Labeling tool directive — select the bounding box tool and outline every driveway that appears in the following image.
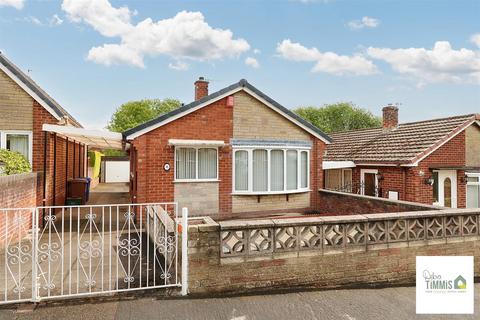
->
[1,284,478,320]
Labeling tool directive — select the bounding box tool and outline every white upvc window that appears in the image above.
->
[175,147,218,181]
[0,130,33,165]
[233,147,310,194]
[466,173,480,208]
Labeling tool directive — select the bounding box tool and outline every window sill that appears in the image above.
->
[174,179,220,183]
[231,189,311,196]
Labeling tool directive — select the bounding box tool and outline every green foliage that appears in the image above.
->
[294,102,382,134]
[0,149,31,176]
[102,149,126,157]
[107,98,182,133]
[88,151,103,179]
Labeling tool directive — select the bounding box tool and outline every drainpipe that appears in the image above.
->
[402,167,407,201]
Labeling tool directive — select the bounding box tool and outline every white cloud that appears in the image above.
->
[347,16,380,30]
[253,48,261,55]
[245,57,259,68]
[0,0,24,9]
[50,14,63,26]
[276,39,378,75]
[168,61,189,71]
[470,33,480,48]
[367,41,480,86]
[26,16,42,26]
[62,0,250,68]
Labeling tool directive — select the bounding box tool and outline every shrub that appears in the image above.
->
[0,149,31,176]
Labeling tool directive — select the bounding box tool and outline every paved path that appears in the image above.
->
[1,285,479,320]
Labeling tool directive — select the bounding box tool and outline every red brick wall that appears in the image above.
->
[131,95,327,217]
[0,173,37,247]
[317,189,438,215]
[348,131,467,208]
[132,97,233,214]
[32,101,85,207]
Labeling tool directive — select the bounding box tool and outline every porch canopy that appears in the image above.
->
[42,124,124,150]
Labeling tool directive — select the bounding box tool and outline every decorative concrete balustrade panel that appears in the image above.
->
[219,209,480,258]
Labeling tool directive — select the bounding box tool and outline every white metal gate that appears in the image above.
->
[0,203,188,304]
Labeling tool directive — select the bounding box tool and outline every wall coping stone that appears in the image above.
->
[218,208,480,230]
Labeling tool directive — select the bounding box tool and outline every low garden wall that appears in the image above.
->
[317,189,439,215]
[0,173,37,247]
[187,208,480,295]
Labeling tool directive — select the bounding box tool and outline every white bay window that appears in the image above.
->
[233,147,310,194]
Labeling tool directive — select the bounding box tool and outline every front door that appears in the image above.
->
[361,169,378,197]
[435,170,457,208]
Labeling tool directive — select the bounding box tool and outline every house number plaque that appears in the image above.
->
[164,163,170,171]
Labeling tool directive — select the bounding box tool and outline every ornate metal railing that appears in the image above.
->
[220,209,480,258]
[0,203,188,305]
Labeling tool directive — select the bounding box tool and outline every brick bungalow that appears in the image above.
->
[0,53,86,207]
[323,106,480,209]
[124,78,332,218]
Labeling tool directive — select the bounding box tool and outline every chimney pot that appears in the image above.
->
[382,105,399,129]
[194,77,209,100]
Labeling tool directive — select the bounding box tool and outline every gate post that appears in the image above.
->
[181,207,188,296]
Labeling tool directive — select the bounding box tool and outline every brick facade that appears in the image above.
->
[130,89,327,218]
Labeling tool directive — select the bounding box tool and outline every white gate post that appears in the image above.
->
[181,207,188,296]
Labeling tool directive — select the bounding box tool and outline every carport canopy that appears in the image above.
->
[42,124,124,150]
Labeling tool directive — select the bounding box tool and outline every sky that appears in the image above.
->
[0,0,479,130]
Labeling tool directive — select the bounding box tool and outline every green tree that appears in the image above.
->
[294,102,381,133]
[107,98,182,133]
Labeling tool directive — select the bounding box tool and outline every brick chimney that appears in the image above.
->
[194,77,209,100]
[382,105,399,129]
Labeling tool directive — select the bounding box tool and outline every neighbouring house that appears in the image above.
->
[124,78,332,218]
[323,106,480,209]
[0,53,86,207]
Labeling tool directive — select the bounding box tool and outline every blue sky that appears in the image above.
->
[0,0,479,129]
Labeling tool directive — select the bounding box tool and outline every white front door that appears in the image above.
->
[435,170,457,208]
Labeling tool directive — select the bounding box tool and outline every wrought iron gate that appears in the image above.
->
[0,203,188,304]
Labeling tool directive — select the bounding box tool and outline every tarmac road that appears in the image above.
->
[0,284,478,320]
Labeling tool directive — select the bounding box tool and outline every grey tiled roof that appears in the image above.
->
[325,114,479,164]
[123,79,332,143]
[0,53,82,128]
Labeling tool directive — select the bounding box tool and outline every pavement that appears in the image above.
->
[1,284,479,320]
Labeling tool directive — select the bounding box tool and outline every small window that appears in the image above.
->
[0,131,32,165]
[444,177,452,208]
[432,171,439,203]
[286,150,298,190]
[176,147,217,181]
[235,150,248,191]
[253,150,268,191]
[270,150,284,191]
[300,151,308,189]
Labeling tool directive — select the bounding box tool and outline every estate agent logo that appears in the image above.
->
[416,256,473,314]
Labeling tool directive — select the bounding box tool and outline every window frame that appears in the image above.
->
[232,147,310,195]
[174,146,219,182]
[466,172,480,208]
[0,130,33,165]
